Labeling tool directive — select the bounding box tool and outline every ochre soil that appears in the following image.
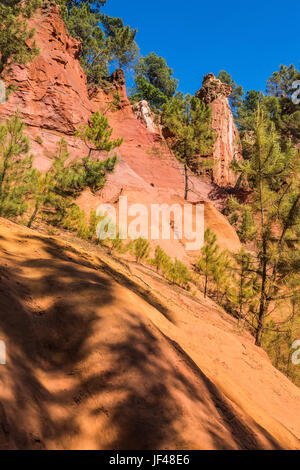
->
[0,218,299,450]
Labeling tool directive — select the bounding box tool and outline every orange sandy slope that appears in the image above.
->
[0,218,299,450]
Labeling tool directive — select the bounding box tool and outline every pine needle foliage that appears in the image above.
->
[0,0,40,77]
[131,52,178,109]
[0,114,35,218]
[166,258,191,289]
[195,228,222,298]
[162,93,215,199]
[228,248,259,325]
[134,237,150,263]
[56,2,139,84]
[76,111,123,159]
[28,127,119,228]
[101,14,139,70]
[231,107,300,346]
[151,245,171,274]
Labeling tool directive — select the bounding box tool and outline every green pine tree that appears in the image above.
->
[131,52,178,109]
[76,111,123,158]
[58,1,110,85]
[236,64,300,144]
[231,107,300,346]
[101,14,139,70]
[171,259,190,288]
[134,237,150,263]
[151,245,171,274]
[75,111,122,193]
[0,114,35,219]
[57,1,106,15]
[211,250,231,303]
[56,2,139,84]
[228,248,259,326]
[217,70,244,118]
[28,132,119,228]
[87,209,102,242]
[226,197,257,243]
[163,93,215,200]
[108,232,123,255]
[130,75,169,109]
[0,0,40,77]
[266,64,300,98]
[195,228,220,298]
[34,138,81,227]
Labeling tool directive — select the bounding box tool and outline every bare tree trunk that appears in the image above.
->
[204,275,208,298]
[255,241,267,346]
[184,164,188,200]
[27,202,40,228]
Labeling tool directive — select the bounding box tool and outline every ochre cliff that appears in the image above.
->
[0,3,240,255]
[0,4,300,453]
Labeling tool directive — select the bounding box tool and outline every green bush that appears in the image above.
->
[134,237,150,263]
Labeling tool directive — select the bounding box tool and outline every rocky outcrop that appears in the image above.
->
[132,100,159,134]
[196,73,242,187]
[197,72,232,103]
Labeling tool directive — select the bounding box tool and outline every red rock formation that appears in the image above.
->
[0,3,241,254]
[0,2,92,169]
[132,100,160,134]
[196,73,242,187]
[0,3,181,187]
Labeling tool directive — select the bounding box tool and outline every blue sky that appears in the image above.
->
[102,0,299,96]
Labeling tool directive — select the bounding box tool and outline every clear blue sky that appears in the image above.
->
[102,0,299,96]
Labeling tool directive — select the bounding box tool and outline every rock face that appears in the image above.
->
[197,73,232,103]
[196,73,242,187]
[0,4,241,255]
[0,2,91,169]
[132,100,159,134]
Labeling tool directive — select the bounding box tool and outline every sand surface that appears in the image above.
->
[0,218,299,450]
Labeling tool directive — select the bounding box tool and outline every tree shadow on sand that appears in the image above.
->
[0,233,284,450]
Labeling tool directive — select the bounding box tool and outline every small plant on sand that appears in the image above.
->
[108,233,124,255]
[194,228,221,298]
[166,258,191,288]
[134,237,150,263]
[35,135,43,145]
[151,245,171,273]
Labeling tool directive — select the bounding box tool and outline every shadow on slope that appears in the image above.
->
[0,231,284,450]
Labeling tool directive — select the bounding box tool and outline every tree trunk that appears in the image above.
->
[0,153,9,202]
[204,275,208,298]
[256,151,267,347]
[255,317,264,346]
[27,202,40,228]
[255,251,267,346]
[184,164,188,200]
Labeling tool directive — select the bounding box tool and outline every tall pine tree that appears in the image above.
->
[163,93,215,200]
[0,114,35,218]
[231,107,300,346]
[195,228,221,298]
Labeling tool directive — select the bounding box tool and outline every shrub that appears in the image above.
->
[134,237,150,263]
